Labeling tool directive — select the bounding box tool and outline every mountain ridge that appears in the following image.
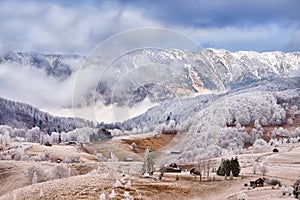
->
[0,48,299,121]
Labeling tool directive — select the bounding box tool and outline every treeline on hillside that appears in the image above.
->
[0,125,112,145]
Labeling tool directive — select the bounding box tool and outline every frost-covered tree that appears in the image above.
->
[63,154,80,163]
[39,189,44,198]
[77,132,89,143]
[295,127,300,137]
[125,180,131,190]
[40,133,50,144]
[287,118,294,125]
[259,163,268,176]
[32,172,38,184]
[26,127,42,143]
[0,126,11,145]
[291,105,298,119]
[253,139,267,149]
[14,148,27,161]
[60,131,69,142]
[250,129,258,143]
[123,191,131,200]
[142,147,155,175]
[114,180,122,188]
[26,164,47,183]
[52,163,70,179]
[109,189,116,199]
[109,152,119,162]
[110,129,123,136]
[67,130,78,141]
[99,192,106,200]
[50,132,60,144]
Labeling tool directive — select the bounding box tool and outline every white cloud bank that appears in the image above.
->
[0,1,159,54]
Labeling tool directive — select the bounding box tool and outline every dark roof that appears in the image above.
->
[250,178,264,182]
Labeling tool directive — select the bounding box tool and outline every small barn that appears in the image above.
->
[250,178,264,187]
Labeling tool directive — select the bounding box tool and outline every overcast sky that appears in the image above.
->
[0,0,299,54]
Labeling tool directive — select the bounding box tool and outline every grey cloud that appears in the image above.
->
[0,0,299,53]
[125,0,300,28]
[0,1,159,54]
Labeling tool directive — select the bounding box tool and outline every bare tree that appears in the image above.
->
[197,159,203,181]
[207,161,210,180]
[252,163,257,175]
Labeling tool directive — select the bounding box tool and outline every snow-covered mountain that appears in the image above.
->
[0,51,83,80]
[83,49,300,107]
[1,49,299,110]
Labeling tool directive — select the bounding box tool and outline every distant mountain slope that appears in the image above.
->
[91,49,300,106]
[0,51,83,80]
[1,49,299,108]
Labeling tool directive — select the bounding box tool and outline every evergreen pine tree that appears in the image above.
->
[217,157,240,177]
[231,157,240,177]
[224,159,231,176]
[217,159,225,176]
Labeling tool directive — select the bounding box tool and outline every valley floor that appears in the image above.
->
[1,133,300,199]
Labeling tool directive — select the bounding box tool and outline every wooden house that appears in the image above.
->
[250,178,264,187]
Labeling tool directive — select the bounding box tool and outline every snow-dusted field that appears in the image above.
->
[1,135,300,199]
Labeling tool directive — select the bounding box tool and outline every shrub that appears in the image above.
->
[26,164,47,183]
[52,164,70,179]
[32,156,42,162]
[63,154,80,163]
[125,180,131,190]
[253,139,267,149]
[49,153,60,163]
[268,179,282,186]
[38,151,50,161]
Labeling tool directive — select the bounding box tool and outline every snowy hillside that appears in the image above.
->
[119,77,300,162]
[121,77,300,131]
[0,97,96,133]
